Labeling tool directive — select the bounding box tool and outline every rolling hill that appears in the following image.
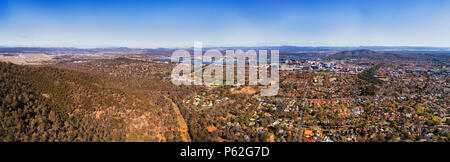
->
[0,61,189,142]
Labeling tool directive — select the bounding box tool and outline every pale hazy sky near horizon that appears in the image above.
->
[0,0,449,48]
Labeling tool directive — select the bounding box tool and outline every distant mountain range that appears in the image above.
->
[1,46,450,54]
[327,49,412,60]
[327,49,450,63]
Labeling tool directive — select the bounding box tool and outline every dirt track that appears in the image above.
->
[165,96,191,142]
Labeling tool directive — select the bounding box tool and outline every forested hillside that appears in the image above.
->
[0,62,189,141]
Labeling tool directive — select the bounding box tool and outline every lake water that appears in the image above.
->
[153,56,321,64]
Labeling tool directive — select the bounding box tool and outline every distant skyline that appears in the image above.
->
[1,0,450,48]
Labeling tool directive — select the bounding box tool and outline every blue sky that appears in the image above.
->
[0,0,449,48]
